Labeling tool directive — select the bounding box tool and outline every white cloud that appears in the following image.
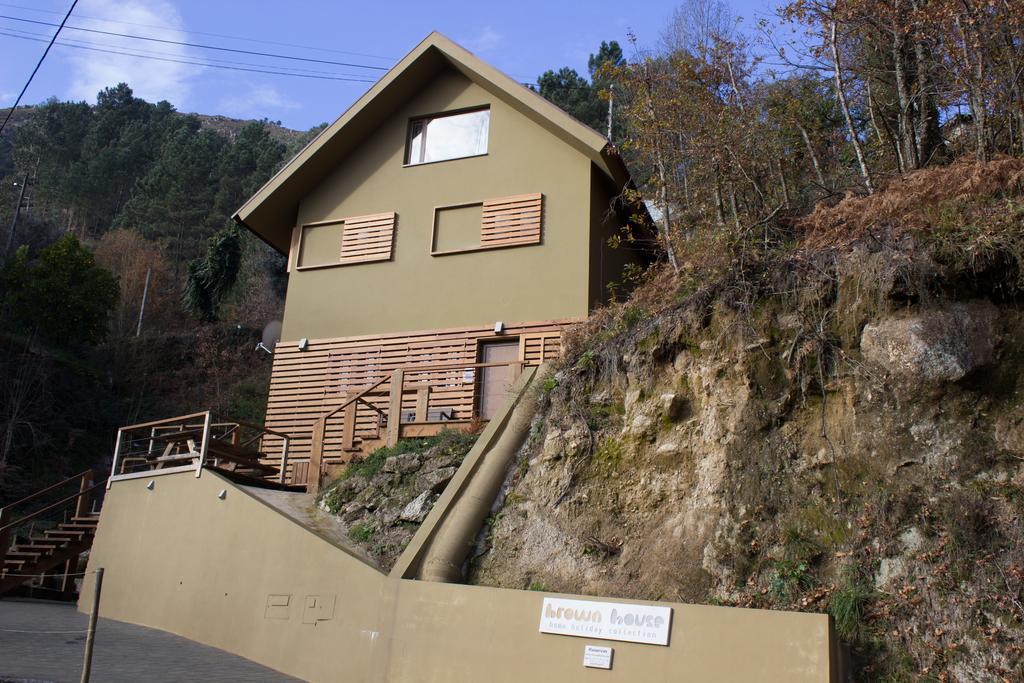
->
[64,0,200,106]
[463,26,503,54]
[216,82,301,119]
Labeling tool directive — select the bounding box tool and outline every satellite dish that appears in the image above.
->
[262,320,282,349]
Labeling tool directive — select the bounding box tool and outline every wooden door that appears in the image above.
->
[478,340,520,420]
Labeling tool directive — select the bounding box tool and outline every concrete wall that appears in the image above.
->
[282,67,594,342]
[82,471,836,682]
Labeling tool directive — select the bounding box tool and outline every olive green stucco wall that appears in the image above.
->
[281,67,595,342]
[82,471,837,682]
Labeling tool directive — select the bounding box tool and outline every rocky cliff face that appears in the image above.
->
[469,241,1024,680]
[317,430,478,572]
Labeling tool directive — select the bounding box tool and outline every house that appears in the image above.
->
[233,32,649,487]
[1,33,837,682]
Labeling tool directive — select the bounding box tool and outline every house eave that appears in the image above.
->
[233,31,625,254]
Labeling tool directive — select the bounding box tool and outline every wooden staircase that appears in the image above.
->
[0,513,100,596]
[2,414,307,598]
[0,470,103,598]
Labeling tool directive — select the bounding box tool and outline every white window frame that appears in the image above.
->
[405,107,490,166]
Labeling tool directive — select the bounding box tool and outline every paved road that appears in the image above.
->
[0,599,300,682]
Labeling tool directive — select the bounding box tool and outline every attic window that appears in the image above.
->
[405,108,489,165]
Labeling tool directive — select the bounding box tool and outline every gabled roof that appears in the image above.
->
[233,31,631,253]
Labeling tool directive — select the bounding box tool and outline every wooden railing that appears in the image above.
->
[306,360,526,494]
[109,410,292,486]
[0,469,101,554]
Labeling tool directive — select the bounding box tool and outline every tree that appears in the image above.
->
[536,41,629,140]
[184,224,242,322]
[536,67,605,131]
[93,228,174,337]
[0,234,119,345]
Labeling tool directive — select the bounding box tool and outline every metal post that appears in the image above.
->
[196,411,213,478]
[135,267,151,338]
[106,430,123,489]
[80,567,103,683]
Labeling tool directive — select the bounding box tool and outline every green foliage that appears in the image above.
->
[768,559,816,602]
[781,523,824,563]
[620,306,647,330]
[0,235,119,346]
[339,429,479,482]
[540,376,558,393]
[226,377,269,425]
[574,350,597,372]
[527,580,547,592]
[536,40,625,140]
[184,225,242,321]
[829,573,872,642]
[348,522,376,543]
[537,67,605,131]
[592,436,624,472]
[115,119,227,246]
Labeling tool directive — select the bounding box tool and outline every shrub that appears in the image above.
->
[338,429,478,482]
[829,573,871,642]
[348,522,376,543]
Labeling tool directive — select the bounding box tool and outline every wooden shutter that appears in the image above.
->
[480,193,542,247]
[339,212,396,264]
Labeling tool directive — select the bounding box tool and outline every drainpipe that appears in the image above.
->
[418,366,547,583]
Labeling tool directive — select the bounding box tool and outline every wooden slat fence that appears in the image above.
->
[262,319,572,482]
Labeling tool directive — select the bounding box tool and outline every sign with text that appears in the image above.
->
[583,645,613,669]
[539,598,672,646]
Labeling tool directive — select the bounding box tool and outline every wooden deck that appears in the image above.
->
[262,319,571,482]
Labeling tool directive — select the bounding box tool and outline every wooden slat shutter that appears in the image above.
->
[339,212,396,264]
[480,193,542,247]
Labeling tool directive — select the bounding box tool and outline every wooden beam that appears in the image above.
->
[342,401,356,450]
[386,369,404,447]
[308,418,325,496]
[415,386,430,422]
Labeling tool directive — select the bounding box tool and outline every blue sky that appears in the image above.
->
[0,0,778,131]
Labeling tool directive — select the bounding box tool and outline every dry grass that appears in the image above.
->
[799,157,1024,248]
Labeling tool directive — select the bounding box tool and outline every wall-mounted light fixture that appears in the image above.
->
[298,337,309,351]
[146,480,155,490]
[217,489,227,500]
[493,321,504,334]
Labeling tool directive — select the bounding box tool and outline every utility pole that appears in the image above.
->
[4,174,28,257]
[606,84,614,141]
[135,267,152,337]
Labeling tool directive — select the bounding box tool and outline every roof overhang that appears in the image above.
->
[233,31,631,253]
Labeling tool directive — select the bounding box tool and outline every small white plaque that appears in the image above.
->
[583,645,613,669]
[539,597,672,646]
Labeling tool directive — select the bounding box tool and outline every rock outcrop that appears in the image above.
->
[317,430,478,571]
[860,300,997,383]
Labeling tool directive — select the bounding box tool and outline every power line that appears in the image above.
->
[0,14,390,71]
[0,0,77,136]
[0,24,379,79]
[0,31,378,84]
[0,1,397,62]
